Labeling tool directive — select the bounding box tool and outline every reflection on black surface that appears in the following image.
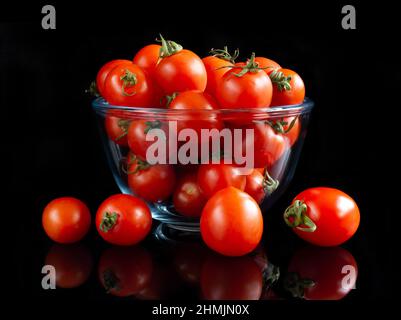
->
[45,244,93,289]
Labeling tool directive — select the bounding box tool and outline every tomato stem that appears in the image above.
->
[209,46,239,64]
[266,117,298,134]
[269,70,292,91]
[283,272,315,299]
[283,200,317,232]
[157,34,183,58]
[86,80,99,97]
[102,269,120,293]
[99,212,119,232]
[144,120,162,134]
[115,119,131,141]
[120,69,137,96]
[164,92,179,107]
[262,169,279,194]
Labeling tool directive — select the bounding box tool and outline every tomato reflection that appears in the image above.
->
[45,244,93,289]
[285,246,358,300]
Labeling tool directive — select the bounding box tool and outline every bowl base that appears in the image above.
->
[154,223,201,244]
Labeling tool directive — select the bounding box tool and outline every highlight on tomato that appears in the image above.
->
[270,68,305,106]
[133,44,161,76]
[96,59,132,97]
[254,56,281,75]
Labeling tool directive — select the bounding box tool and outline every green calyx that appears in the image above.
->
[283,272,315,299]
[270,70,292,91]
[209,46,239,64]
[99,212,119,232]
[262,169,280,194]
[115,119,131,141]
[144,120,162,134]
[120,69,137,96]
[126,153,151,174]
[158,34,183,58]
[164,92,179,107]
[86,80,99,97]
[233,52,264,77]
[266,116,298,134]
[102,269,120,293]
[283,200,317,232]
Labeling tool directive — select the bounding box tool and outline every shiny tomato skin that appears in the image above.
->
[202,56,234,95]
[200,187,263,256]
[133,44,161,76]
[197,163,246,199]
[271,68,305,106]
[42,197,91,244]
[95,194,152,246]
[155,49,207,94]
[254,56,281,75]
[96,59,132,97]
[201,253,263,300]
[283,116,301,146]
[173,172,207,217]
[291,188,360,246]
[288,246,358,300]
[105,113,130,146]
[98,246,153,296]
[127,160,176,202]
[216,67,272,108]
[45,244,93,288]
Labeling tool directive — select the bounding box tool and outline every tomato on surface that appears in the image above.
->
[103,63,154,107]
[98,246,153,296]
[200,187,263,256]
[105,113,130,146]
[96,59,132,97]
[42,197,91,244]
[216,53,273,109]
[254,56,281,75]
[127,157,176,202]
[270,68,305,106]
[283,187,360,246]
[133,44,161,76]
[173,171,207,217]
[197,163,246,199]
[95,194,152,246]
[201,253,263,300]
[244,168,279,204]
[155,36,207,94]
[45,244,93,288]
[287,246,358,300]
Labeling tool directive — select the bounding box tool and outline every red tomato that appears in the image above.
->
[254,56,281,75]
[127,158,176,202]
[200,187,263,256]
[173,243,209,284]
[155,36,207,94]
[201,253,263,300]
[98,246,152,296]
[244,168,279,204]
[105,113,130,146]
[95,194,152,246]
[96,59,132,97]
[45,244,93,288]
[283,187,360,246]
[270,68,305,106]
[173,171,207,217]
[197,163,246,199]
[216,54,273,108]
[287,246,358,300]
[42,197,91,244]
[103,63,154,107]
[133,44,161,76]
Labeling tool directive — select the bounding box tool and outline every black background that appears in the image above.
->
[1,0,399,315]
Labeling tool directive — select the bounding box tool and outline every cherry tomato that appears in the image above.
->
[216,54,272,109]
[45,244,93,288]
[96,59,132,97]
[42,197,91,244]
[173,171,207,217]
[105,112,130,146]
[254,56,281,75]
[201,253,263,300]
[133,44,161,76]
[127,158,176,202]
[173,243,209,284]
[95,194,152,246]
[197,163,246,199]
[103,63,154,107]
[244,168,279,204]
[283,116,301,146]
[98,246,152,296]
[155,36,207,94]
[286,246,358,300]
[200,187,263,256]
[283,187,360,246]
[270,68,305,106]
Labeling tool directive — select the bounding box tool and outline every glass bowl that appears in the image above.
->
[92,98,314,232]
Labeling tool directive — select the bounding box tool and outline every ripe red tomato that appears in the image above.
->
[45,244,93,288]
[42,197,91,244]
[216,54,273,108]
[96,59,132,97]
[133,44,161,76]
[103,63,154,107]
[95,194,152,246]
[270,68,305,106]
[173,171,207,217]
[287,246,358,300]
[155,36,207,94]
[200,187,263,256]
[105,113,130,146]
[283,187,360,246]
[197,163,246,199]
[254,56,281,75]
[127,158,176,202]
[98,246,153,296]
[244,168,279,204]
[201,253,263,300]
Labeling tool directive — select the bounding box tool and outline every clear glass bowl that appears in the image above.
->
[92,98,314,232]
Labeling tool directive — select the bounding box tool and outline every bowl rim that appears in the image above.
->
[92,97,314,116]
